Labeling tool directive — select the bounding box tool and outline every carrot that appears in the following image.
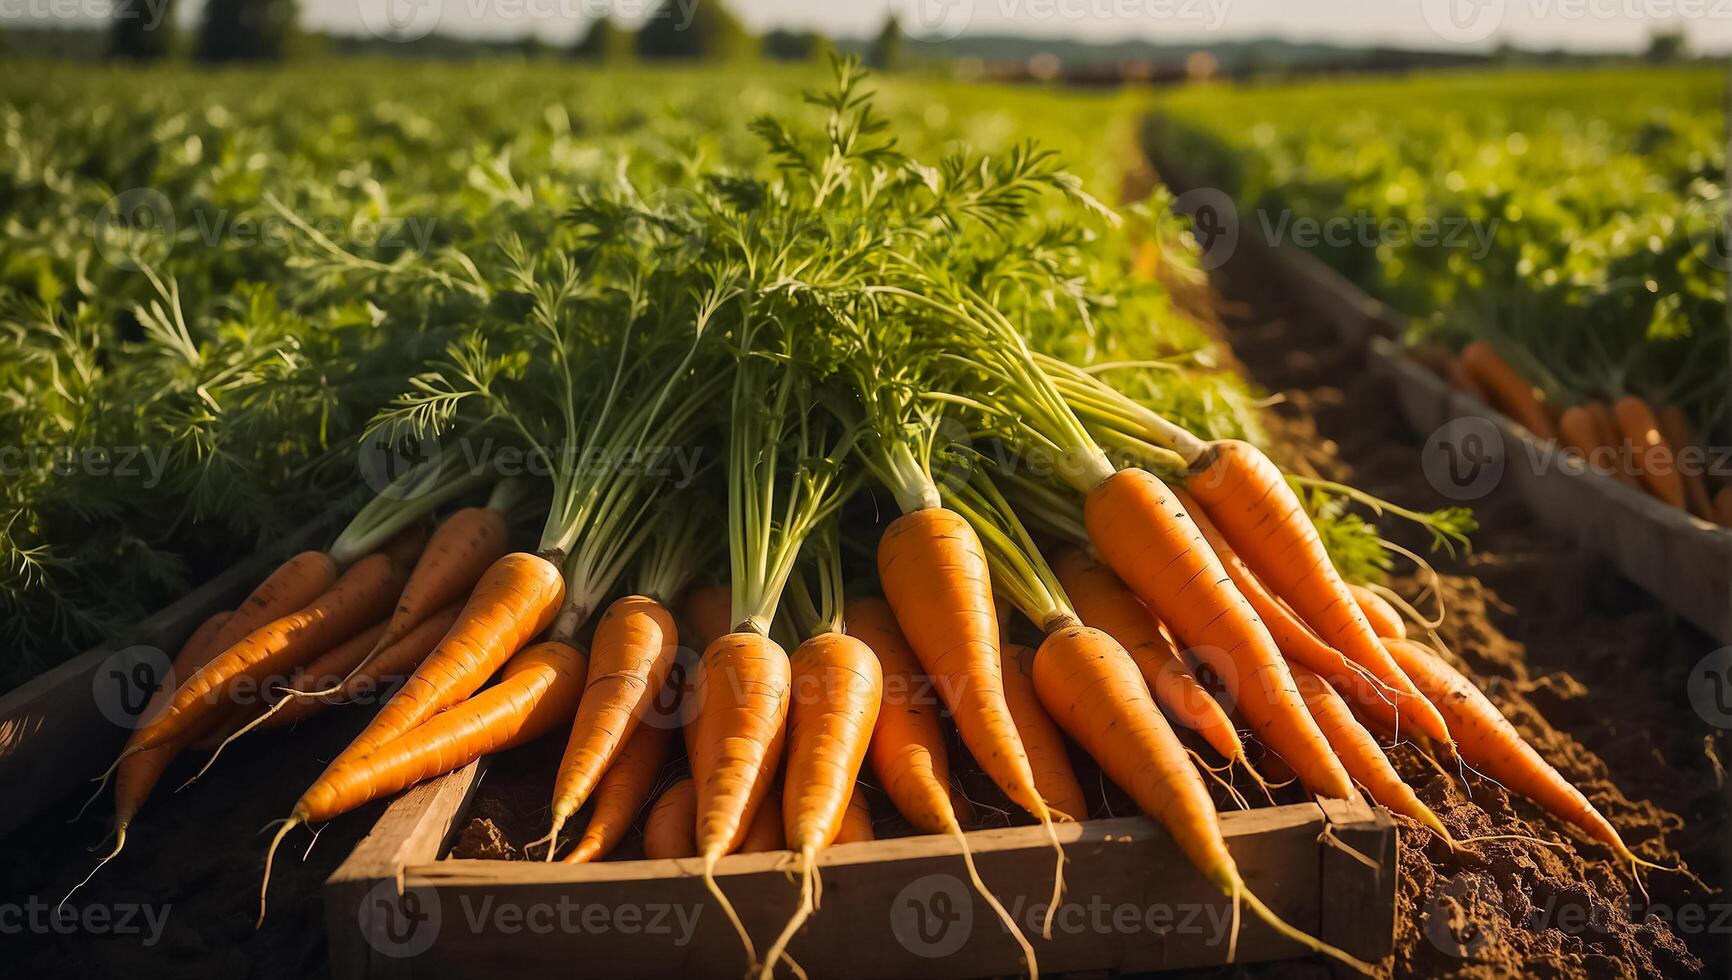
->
[127,553,409,753]
[833,787,875,844]
[688,630,791,969]
[1717,486,1732,528]
[1346,584,1405,640]
[540,594,680,859]
[1031,623,1371,972]
[846,596,1036,975]
[1459,340,1555,439]
[642,778,698,859]
[564,721,673,863]
[1289,665,1454,845]
[1181,447,1451,746]
[1558,405,1602,461]
[1612,395,1686,509]
[207,551,340,656]
[682,583,735,653]
[761,630,884,977]
[261,636,586,920]
[365,489,515,670]
[1085,469,1356,799]
[1052,547,1245,763]
[1383,639,1649,869]
[878,508,1053,825]
[739,791,787,854]
[1446,356,1491,404]
[269,602,462,728]
[1658,405,1714,519]
[316,551,566,774]
[66,610,235,899]
[1000,643,1086,821]
[1581,401,1640,488]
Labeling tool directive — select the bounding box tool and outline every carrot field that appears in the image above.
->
[0,56,1726,980]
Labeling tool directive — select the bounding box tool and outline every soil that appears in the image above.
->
[1,217,1725,980]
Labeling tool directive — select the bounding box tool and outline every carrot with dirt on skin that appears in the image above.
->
[1288,663,1455,846]
[63,609,234,902]
[1049,546,1247,766]
[1178,445,1452,747]
[261,637,587,922]
[1347,584,1405,640]
[1383,638,1678,879]
[847,595,1038,977]
[1000,642,1087,822]
[761,541,885,979]
[1458,340,1556,440]
[561,721,673,864]
[1613,395,1687,510]
[1657,405,1714,519]
[642,778,698,859]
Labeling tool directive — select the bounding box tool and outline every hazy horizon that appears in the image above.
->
[21,0,1732,55]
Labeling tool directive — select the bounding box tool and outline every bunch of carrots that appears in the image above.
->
[69,62,1687,978]
[1426,339,1731,526]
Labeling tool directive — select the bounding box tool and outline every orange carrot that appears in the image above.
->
[128,553,408,752]
[1181,447,1451,746]
[1347,584,1405,641]
[1446,356,1491,404]
[1051,547,1245,763]
[1613,395,1686,509]
[762,630,884,976]
[739,791,787,854]
[1459,340,1555,439]
[1032,623,1371,972]
[542,594,681,859]
[1558,406,1602,460]
[1583,401,1640,488]
[833,787,875,844]
[689,630,791,968]
[1085,469,1356,799]
[562,722,673,864]
[369,499,512,664]
[317,551,565,772]
[1000,643,1086,821]
[262,637,586,922]
[268,603,462,729]
[1289,664,1453,844]
[1384,639,1644,866]
[206,551,340,656]
[1658,405,1713,519]
[847,596,1036,973]
[643,778,698,859]
[877,508,1051,824]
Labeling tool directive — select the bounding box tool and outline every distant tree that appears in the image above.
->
[868,14,903,71]
[635,0,755,60]
[196,0,298,62]
[1645,29,1687,62]
[762,28,830,62]
[573,16,633,61]
[111,0,175,60]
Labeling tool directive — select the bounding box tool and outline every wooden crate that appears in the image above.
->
[324,761,1396,979]
[0,518,337,839]
[1145,139,1732,643]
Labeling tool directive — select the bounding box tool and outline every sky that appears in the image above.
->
[38,0,1732,53]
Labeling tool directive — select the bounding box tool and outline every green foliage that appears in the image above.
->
[869,15,904,71]
[111,0,175,61]
[573,17,633,63]
[635,0,756,61]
